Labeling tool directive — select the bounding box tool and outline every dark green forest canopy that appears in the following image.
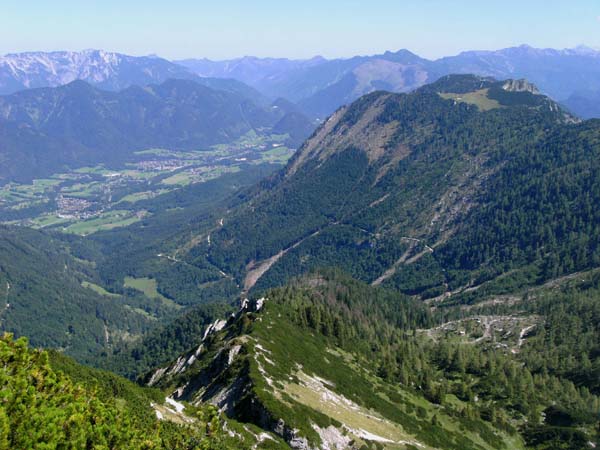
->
[174,75,597,302]
[0,226,156,362]
[0,164,275,364]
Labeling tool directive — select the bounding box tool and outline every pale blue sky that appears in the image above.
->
[2,0,599,60]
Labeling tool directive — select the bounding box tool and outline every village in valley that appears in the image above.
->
[0,134,294,235]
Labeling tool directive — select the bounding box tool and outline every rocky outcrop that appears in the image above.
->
[502,78,540,94]
[144,295,326,449]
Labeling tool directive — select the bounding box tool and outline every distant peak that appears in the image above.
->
[388,48,419,56]
[380,48,425,64]
[571,45,600,56]
[62,79,96,90]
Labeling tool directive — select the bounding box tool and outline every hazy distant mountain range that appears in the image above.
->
[178,45,600,118]
[0,49,197,93]
[0,49,269,106]
[2,45,599,119]
[179,49,432,118]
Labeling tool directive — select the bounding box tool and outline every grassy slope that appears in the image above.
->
[439,89,502,111]
[147,266,600,448]
[151,293,522,450]
[249,301,522,450]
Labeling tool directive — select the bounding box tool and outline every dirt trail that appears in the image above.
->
[473,316,500,343]
[0,282,10,324]
[243,229,321,292]
[540,269,599,289]
[371,240,416,286]
[371,237,431,286]
[158,251,232,280]
[518,325,536,348]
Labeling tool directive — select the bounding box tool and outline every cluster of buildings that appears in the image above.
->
[55,195,97,219]
[133,159,190,172]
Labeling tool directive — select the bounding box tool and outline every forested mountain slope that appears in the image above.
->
[171,74,595,305]
[2,74,600,449]
[146,272,599,449]
[0,164,283,364]
[0,226,162,362]
[0,78,312,183]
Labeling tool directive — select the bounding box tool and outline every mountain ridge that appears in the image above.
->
[143,271,599,449]
[0,78,313,183]
[170,75,593,304]
[0,49,198,94]
[1,72,599,449]
[178,44,600,118]
[3,45,599,120]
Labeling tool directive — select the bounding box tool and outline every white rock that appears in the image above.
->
[165,396,185,413]
[228,345,242,365]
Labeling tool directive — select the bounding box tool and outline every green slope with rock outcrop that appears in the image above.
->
[169,75,596,309]
[145,272,599,449]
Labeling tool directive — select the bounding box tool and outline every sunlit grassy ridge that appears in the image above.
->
[439,89,502,111]
[151,267,599,448]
